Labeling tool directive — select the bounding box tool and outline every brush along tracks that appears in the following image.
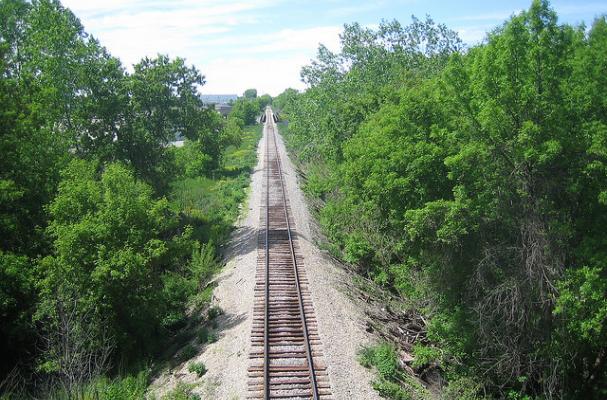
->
[248,110,332,399]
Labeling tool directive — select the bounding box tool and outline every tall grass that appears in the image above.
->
[44,370,149,400]
[170,125,262,244]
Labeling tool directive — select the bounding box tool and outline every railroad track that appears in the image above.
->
[248,108,332,399]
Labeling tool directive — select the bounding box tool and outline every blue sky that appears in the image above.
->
[61,0,607,96]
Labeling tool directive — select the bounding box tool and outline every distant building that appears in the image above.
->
[200,94,237,117]
[200,94,238,104]
[215,103,232,117]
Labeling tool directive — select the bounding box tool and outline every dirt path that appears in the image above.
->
[150,118,380,399]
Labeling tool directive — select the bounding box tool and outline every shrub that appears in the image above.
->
[207,306,223,320]
[196,327,209,344]
[411,344,441,368]
[372,379,412,400]
[188,362,207,377]
[207,332,218,343]
[161,383,200,400]
[358,343,399,380]
[177,345,197,363]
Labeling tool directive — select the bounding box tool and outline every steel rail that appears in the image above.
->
[268,113,320,400]
[263,109,270,400]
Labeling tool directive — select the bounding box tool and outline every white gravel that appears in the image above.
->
[151,120,381,399]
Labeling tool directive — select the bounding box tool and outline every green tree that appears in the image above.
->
[230,97,260,125]
[243,88,257,99]
[281,1,607,397]
[38,160,191,360]
[258,93,272,108]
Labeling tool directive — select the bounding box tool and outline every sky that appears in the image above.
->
[61,0,607,96]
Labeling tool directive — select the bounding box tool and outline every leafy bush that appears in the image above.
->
[207,306,223,320]
[372,379,412,400]
[190,242,218,287]
[188,362,207,377]
[206,332,218,344]
[45,369,149,400]
[358,343,399,380]
[196,327,210,344]
[177,345,197,363]
[161,383,200,400]
[39,160,193,361]
[411,344,441,368]
[174,141,214,178]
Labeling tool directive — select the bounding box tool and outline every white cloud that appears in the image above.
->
[61,0,343,96]
[200,54,312,96]
[220,26,343,55]
[199,26,343,96]
[456,25,492,45]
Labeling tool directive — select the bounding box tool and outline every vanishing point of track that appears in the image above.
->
[248,108,332,399]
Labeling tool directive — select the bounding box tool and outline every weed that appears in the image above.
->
[196,328,218,344]
[207,306,223,320]
[361,343,399,380]
[161,383,199,400]
[358,346,376,369]
[188,362,207,377]
[411,344,441,368]
[196,327,209,344]
[207,332,218,343]
[177,344,197,363]
[358,343,431,400]
[372,379,412,400]
[44,369,149,400]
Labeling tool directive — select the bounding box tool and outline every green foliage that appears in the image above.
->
[0,0,235,384]
[552,266,607,397]
[243,88,257,99]
[0,251,36,375]
[196,327,210,344]
[188,362,207,377]
[359,344,427,400]
[440,377,487,400]
[161,383,200,400]
[372,379,413,400]
[359,343,399,380]
[125,55,221,190]
[281,2,607,398]
[206,332,218,344]
[170,125,262,245]
[230,97,261,125]
[44,369,149,400]
[273,88,299,113]
[174,140,214,178]
[84,371,149,400]
[258,94,272,108]
[39,159,189,357]
[411,344,441,369]
[555,266,607,342]
[190,242,219,287]
[0,0,261,395]
[177,345,198,363]
[207,306,223,320]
